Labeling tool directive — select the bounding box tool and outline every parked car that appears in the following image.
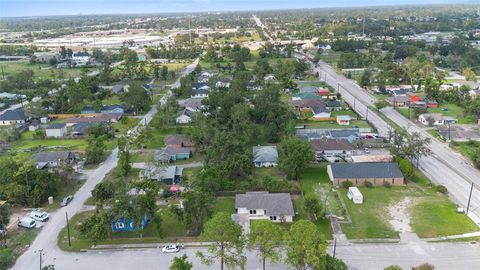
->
[18,217,36,229]
[364,148,370,154]
[162,244,183,253]
[29,211,49,222]
[61,195,74,207]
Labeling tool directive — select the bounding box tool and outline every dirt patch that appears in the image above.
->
[388,197,413,233]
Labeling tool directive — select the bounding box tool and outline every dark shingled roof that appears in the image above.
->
[330,162,404,179]
[0,109,25,121]
[31,151,75,163]
[310,138,354,152]
[235,192,295,217]
[47,123,66,129]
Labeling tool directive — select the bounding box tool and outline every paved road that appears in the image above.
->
[297,51,480,225]
[252,15,273,41]
[10,59,200,270]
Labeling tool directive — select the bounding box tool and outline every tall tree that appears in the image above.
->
[278,136,315,181]
[116,137,131,177]
[284,220,326,270]
[248,220,283,270]
[161,65,169,87]
[121,82,150,114]
[85,135,106,165]
[0,203,10,231]
[196,212,246,270]
[170,255,193,270]
[171,190,213,235]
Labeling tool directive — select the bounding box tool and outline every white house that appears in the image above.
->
[418,113,456,126]
[72,52,90,66]
[252,146,278,167]
[28,120,40,131]
[45,123,67,138]
[0,109,26,126]
[310,138,354,162]
[176,109,195,124]
[347,187,363,204]
[234,192,295,224]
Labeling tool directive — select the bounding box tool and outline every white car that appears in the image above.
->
[162,245,180,253]
[364,148,370,154]
[18,217,37,229]
[29,211,49,222]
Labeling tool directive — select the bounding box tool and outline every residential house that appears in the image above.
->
[310,106,331,119]
[215,81,231,88]
[327,162,404,186]
[418,113,456,126]
[100,104,125,114]
[406,92,421,103]
[31,151,77,169]
[184,98,204,112]
[176,109,196,124]
[336,115,351,126]
[293,92,322,100]
[425,100,438,108]
[0,109,26,126]
[111,215,148,233]
[141,165,183,185]
[0,93,25,100]
[469,89,480,99]
[291,99,325,112]
[234,192,295,224]
[191,88,209,98]
[198,71,213,83]
[111,84,127,94]
[45,123,67,138]
[390,88,409,96]
[33,52,58,63]
[246,81,261,90]
[297,128,361,143]
[326,100,342,111]
[66,113,122,125]
[252,146,278,167]
[81,105,96,114]
[387,95,410,107]
[154,146,192,163]
[310,138,354,162]
[164,134,193,147]
[72,122,109,136]
[28,120,40,131]
[72,52,90,66]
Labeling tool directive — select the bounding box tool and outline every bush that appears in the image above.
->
[383,182,391,188]
[32,129,46,140]
[397,157,414,178]
[435,185,448,194]
[364,181,373,188]
[326,254,348,270]
[384,265,403,270]
[0,249,14,270]
[341,180,353,189]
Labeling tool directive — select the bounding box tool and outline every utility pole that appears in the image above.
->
[38,249,44,270]
[66,212,71,247]
[467,182,474,215]
[333,238,337,258]
[365,107,369,121]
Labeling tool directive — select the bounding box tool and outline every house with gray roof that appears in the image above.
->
[154,146,191,163]
[253,146,278,167]
[311,106,331,119]
[45,123,67,138]
[140,165,183,185]
[0,109,26,126]
[176,109,196,124]
[31,151,77,169]
[310,138,354,162]
[297,128,361,143]
[234,192,295,228]
[327,162,404,186]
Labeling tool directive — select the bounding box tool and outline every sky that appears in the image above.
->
[0,0,477,17]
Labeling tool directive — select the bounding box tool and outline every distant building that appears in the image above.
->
[141,165,183,185]
[234,192,295,225]
[81,105,96,114]
[31,151,77,169]
[72,52,90,66]
[28,120,40,131]
[33,52,58,63]
[418,113,456,126]
[164,134,193,147]
[45,123,67,138]
[336,115,351,126]
[176,109,196,124]
[0,109,26,126]
[154,146,192,163]
[310,106,331,119]
[310,138,354,162]
[100,104,125,114]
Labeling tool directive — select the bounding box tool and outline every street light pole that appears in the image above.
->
[365,107,369,121]
[333,238,337,258]
[38,249,44,270]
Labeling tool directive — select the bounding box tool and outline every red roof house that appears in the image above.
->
[318,88,330,96]
[406,92,421,102]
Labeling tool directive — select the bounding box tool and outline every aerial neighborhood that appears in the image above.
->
[1,3,480,270]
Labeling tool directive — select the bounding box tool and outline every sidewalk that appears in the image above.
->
[91,241,216,250]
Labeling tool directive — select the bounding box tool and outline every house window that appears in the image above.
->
[115,222,125,229]
[269,216,277,221]
[249,210,257,215]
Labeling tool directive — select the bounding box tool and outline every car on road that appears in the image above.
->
[364,148,370,154]
[18,217,36,229]
[162,245,180,253]
[60,195,74,207]
[29,211,49,222]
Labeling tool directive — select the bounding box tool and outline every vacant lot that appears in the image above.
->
[300,164,478,239]
[0,61,95,79]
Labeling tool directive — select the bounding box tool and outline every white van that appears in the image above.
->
[18,217,37,229]
[29,211,49,222]
[347,186,363,204]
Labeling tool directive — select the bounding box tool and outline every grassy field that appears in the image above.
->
[11,136,88,152]
[131,151,155,163]
[141,128,179,149]
[0,61,95,79]
[452,141,480,165]
[1,228,39,269]
[111,117,141,135]
[428,104,476,124]
[411,198,478,238]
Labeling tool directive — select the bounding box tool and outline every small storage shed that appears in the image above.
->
[347,186,363,204]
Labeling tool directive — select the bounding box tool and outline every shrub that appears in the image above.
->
[435,185,448,194]
[364,181,373,188]
[384,265,403,270]
[397,157,414,178]
[383,182,391,188]
[341,180,353,189]
[0,249,15,270]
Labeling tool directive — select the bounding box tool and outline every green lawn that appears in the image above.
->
[212,197,235,214]
[252,167,286,182]
[131,151,155,163]
[141,128,178,149]
[111,117,141,135]
[411,198,478,238]
[428,104,475,124]
[11,137,88,152]
[452,141,480,164]
[0,61,95,79]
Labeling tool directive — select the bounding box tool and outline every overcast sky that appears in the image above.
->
[0,0,477,17]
